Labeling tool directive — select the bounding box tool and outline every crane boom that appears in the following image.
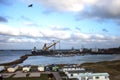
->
[42,43,47,51]
[42,40,60,51]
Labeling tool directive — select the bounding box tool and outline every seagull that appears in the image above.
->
[28,4,33,7]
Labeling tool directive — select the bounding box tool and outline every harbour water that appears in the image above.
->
[0,50,120,65]
[22,54,120,65]
[0,50,30,63]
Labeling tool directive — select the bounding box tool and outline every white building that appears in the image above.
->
[91,48,98,53]
[0,66,5,72]
[80,48,83,52]
[32,47,37,52]
[38,65,45,72]
[22,65,31,72]
[62,66,85,72]
[66,71,109,80]
[7,65,18,72]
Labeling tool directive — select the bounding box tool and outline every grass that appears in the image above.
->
[4,74,56,80]
[59,72,66,76]
[4,77,41,80]
[59,71,68,80]
[80,60,120,80]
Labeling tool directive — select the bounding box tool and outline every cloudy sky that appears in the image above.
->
[0,0,120,50]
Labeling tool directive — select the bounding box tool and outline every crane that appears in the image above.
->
[42,40,60,51]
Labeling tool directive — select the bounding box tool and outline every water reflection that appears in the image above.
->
[22,54,120,65]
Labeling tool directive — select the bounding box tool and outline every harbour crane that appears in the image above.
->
[42,40,60,51]
[31,40,60,55]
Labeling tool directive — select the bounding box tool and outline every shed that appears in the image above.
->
[52,66,59,71]
[38,65,45,72]
[22,65,31,72]
[0,66,5,72]
[7,65,18,72]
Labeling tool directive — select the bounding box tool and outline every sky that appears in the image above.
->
[0,0,120,50]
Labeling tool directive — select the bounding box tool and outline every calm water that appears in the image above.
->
[0,50,30,63]
[22,54,120,65]
[0,50,120,65]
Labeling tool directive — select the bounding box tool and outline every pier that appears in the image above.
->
[0,54,32,66]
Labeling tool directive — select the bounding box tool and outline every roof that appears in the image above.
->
[23,65,31,67]
[0,66,4,68]
[0,66,5,71]
[10,65,18,68]
[68,72,109,77]
[89,73,109,76]
[63,66,84,68]
[38,66,44,67]
[63,67,85,71]
[67,70,86,73]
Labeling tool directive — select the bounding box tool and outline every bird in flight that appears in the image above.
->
[28,4,33,7]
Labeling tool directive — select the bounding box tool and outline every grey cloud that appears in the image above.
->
[0,33,12,37]
[0,0,12,6]
[102,29,108,32]
[1,32,120,49]
[116,19,120,25]
[23,0,120,24]
[77,0,120,24]
[63,34,120,48]
[0,34,37,44]
[42,9,54,14]
[75,27,81,31]
[62,28,71,31]
[71,32,116,43]
[20,16,40,27]
[24,22,39,27]
[24,0,95,12]
[79,7,120,20]
[0,31,41,39]
[21,16,32,21]
[0,35,9,43]
[0,16,8,22]
[22,21,40,27]
[0,0,7,5]
[50,26,71,31]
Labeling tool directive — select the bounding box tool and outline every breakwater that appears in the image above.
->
[0,54,31,66]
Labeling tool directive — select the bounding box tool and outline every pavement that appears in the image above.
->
[1,71,62,80]
[14,71,27,78]
[1,73,14,78]
[53,72,62,80]
[29,72,40,77]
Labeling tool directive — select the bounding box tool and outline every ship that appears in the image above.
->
[31,40,60,55]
